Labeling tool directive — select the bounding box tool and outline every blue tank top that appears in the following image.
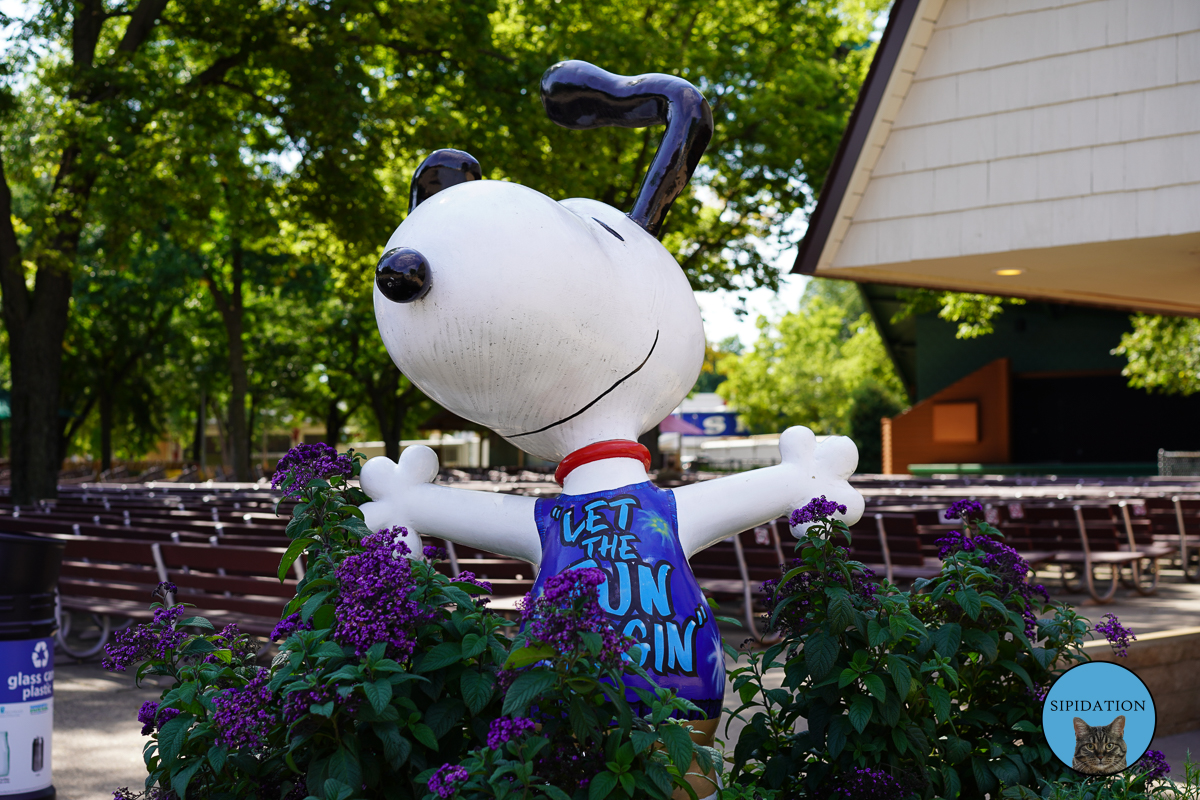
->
[532,481,725,719]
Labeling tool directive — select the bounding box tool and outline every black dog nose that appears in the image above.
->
[376,247,431,303]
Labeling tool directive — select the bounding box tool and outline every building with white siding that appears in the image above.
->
[793,0,1200,474]
[796,0,1200,317]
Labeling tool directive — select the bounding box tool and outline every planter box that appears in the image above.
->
[1083,626,1200,737]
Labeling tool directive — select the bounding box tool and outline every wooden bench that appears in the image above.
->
[51,535,301,658]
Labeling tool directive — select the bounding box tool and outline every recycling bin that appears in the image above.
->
[0,531,63,800]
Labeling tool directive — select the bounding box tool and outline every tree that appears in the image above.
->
[717,279,906,440]
[1113,314,1200,396]
[892,288,1026,339]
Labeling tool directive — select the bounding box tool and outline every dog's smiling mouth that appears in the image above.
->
[509,330,660,438]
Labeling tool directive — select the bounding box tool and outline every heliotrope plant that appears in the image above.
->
[726,495,1161,799]
[104,444,711,800]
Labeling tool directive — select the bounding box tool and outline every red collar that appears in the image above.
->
[554,440,651,486]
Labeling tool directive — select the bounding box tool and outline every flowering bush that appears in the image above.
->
[438,566,716,799]
[107,445,707,800]
[728,500,1098,798]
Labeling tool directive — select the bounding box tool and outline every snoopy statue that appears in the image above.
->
[360,60,864,798]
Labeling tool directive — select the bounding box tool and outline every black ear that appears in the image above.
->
[409,149,483,212]
[540,60,713,236]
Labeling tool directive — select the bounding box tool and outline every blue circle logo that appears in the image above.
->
[1042,661,1155,775]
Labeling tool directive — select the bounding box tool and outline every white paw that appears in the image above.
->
[359,446,439,549]
[778,426,865,532]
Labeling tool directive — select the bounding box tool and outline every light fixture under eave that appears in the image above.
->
[994,269,1024,276]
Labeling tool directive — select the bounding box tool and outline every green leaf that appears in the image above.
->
[630,729,658,755]
[363,679,392,714]
[828,587,854,631]
[891,725,907,754]
[460,633,487,659]
[580,630,603,656]
[1012,720,1040,733]
[861,673,887,703]
[301,591,333,622]
[658,723,694,773]
[838,667,859,689]
[1030,646,1055,670]
[417,642,463,673]
[955,588,982,620]
[540,786,572,800]
[503,644,555,669]
[886,655,912,698]
[941,765,961,799]
[933,623,962,657]
[928,684,951,723]
[971,757,998,793]
[962,628,998,662]
[460,669,493,715]
[867,619,888,647]
[848,694,872,733]
[278,538,316,582]
[408,722,439,750]
[171,759,204,800]
[157,713,194,765]
[804,631,838,680]
[207,744,227,773]
[311,604,336,631]
[588,771,618,800]
[178,616,215,631]
[998,659,1033,688]
[945,736,971,764]
[502,669,558,716]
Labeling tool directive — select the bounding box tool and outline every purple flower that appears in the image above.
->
[153,582,177,600]
[936,530,975,559]
[516,568,631,671]
[332,529,434,661]
[945,499,985,522]
[270,612,312,642]
[424,545,447,561]
[1095,613,1136,657]
[136,701,158,735]
[211,673,276,752]
[282,682,359,728]
[101,604,188,672]
[831,766,908,800]
[762,558,878,638]
[487,716,537,750]
[790,496,848,526]
[271,443,353,497]
[1135,749,1170,782]
[427,764,469,799]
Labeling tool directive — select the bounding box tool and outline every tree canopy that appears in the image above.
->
[716,279,906,471]
[0,0,888,498]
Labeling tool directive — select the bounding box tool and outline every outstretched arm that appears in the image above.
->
[675,426,864,559]
[359,446,542,566]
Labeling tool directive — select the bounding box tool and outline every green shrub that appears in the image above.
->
[725,498,1091,798]
[105,445,710,800]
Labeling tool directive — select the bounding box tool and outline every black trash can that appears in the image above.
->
[0,532,63,800]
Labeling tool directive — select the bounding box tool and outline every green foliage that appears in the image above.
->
[1002,752,1199,799]
[717,279,907,435]
[119,449,707,800]
[846,382,904,474]
[725,508,1094,798]
[1112,314,1200,396]
[892,288,1027,339]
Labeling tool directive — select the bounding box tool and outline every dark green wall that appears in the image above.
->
[915,303,1133,401]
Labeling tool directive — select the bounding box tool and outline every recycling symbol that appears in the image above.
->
[31,641,50,668]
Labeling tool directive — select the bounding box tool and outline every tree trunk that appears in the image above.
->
[207,245,251,482]
[193,388,206,464]
[99,389,113,472]
[324,400,345,447]
[370,364,411,462]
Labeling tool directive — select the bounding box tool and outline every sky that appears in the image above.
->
[694,267,810,349]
